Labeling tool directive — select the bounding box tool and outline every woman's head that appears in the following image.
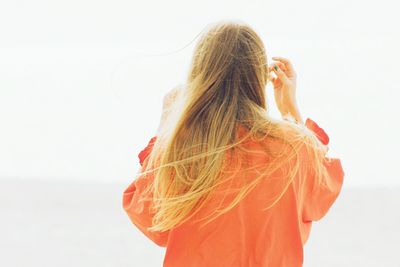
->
[140,20,325,233]
[187,20,269,110]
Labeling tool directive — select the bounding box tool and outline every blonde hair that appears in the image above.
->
[140,20,329,233]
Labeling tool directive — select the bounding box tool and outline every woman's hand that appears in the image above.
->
[156,85,181,134]
[269,57,303,124]
[162,86,180,112]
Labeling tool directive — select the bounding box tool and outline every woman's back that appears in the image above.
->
[122,20,345,267]
[122,118,344,267]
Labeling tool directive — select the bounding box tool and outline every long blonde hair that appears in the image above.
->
[140,20,329,233]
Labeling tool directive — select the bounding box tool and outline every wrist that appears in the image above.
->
[290,106,303,124]
[282,105,303,125]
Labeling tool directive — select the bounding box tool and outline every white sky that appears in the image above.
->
[0,0,399,186]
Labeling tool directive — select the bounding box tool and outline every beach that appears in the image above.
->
[1,178,398,267]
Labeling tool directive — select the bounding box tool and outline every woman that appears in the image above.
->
[122,20,344,267]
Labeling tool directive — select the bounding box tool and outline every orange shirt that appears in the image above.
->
[122,118,345,267]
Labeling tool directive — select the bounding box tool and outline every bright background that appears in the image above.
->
[0,1,399,185]
[1,1,400,267]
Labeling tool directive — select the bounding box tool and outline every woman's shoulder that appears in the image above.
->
[236,116,328,153]
[274,117,329,148]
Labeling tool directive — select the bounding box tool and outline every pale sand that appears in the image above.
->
[0,178,398,267]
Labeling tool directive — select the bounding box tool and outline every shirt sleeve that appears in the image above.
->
[301,118,345,222]
[122,136,170,247]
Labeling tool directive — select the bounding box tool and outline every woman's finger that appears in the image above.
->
[272,56,292,66]
[277,63,287,72]
[272,57,295,74]
[269,62,286,73]
[272,65,289,84]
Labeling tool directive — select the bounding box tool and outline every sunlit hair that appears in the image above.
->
[140,20,329,232]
